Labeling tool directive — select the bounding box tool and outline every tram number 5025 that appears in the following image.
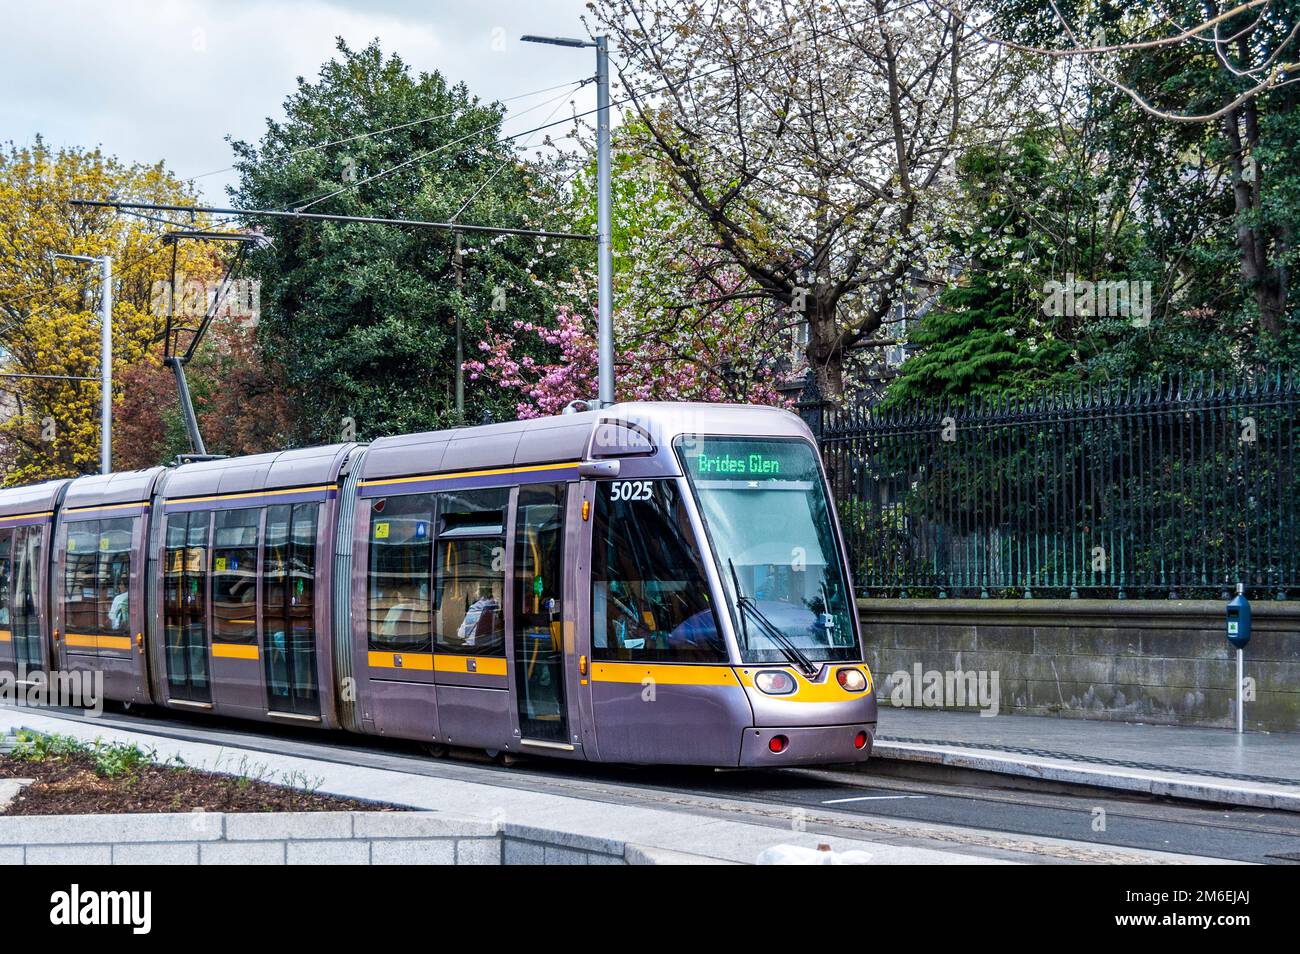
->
[610,480,654,502]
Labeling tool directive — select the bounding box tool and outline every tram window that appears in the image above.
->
[434,488,507,656]
[64,521,100,636]
[514,484,567,740]
[212,509,260,645]
[13,526,43,671]
[368,495,433,653]
[591,480,726,663]
[96,517,133,633]
[264,503,319,713]
[0,530,10,628]
[164,511,212,700]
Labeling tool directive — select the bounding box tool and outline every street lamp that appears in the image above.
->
[522,32,615,407]
[51,252,113,474]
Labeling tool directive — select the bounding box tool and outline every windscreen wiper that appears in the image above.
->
[728,559,819,677]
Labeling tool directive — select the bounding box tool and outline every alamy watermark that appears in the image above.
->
[888,665,1000,717]
[50,885,151,934]
[0,666,103,715]
[150,274,261,325]
[1042,273,1152,328]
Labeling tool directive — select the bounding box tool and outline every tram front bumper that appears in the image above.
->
[738,723,875,767]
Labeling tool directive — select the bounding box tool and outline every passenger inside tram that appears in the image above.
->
[381,588,425,639]
[108,588,129,630]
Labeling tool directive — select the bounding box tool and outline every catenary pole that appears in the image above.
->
[595,35,614,406]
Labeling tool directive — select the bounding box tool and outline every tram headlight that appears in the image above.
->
[754,670,797,695]
[836,668,868,692]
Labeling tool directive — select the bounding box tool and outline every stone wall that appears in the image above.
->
[0,811,637,865]
[859,598,1300,730]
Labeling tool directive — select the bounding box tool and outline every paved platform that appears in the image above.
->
[0,707,1223,864]
[874,707,1300,812]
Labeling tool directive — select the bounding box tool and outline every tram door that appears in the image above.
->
[512,484,569,743]
[261,504,320,716]
[163,511,212,704]
[0,530,13,675]
[11,526,46,677]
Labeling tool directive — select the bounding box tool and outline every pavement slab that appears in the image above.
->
[875,707,1300,811]
[0,706,1227,864]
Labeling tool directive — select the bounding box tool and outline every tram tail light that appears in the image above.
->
[768,735,788,754]
[854,731,869,750]
[837,668,868,692]
[755,670,796,695]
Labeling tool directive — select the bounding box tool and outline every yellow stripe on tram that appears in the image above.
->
[0,510,53,524]
[164,484,334,507]
[734,665,873,702]
[367,651,434,671]
[359,461,578,490]
[211,642,259,660]
[435,655,507,677]
[0,629,11,643]
[366,652,507,676]
[63,633,133,651]
[589,662,741,687]
[64,501,151,514]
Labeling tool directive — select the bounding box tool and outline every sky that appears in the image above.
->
[1,0,599,204]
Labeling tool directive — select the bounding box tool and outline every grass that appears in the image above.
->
[1,729,382,815]
[7,730,177,779]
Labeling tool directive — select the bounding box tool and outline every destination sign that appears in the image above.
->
[691,452,783,477]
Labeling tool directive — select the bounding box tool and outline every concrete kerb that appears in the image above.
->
[873,740,1300,812]
[0,810,637,865]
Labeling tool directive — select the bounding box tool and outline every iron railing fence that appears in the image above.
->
[808,371,1300,600]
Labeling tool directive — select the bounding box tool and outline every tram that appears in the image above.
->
[0,403,876,766]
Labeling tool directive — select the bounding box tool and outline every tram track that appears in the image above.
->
[16,704,1300,864]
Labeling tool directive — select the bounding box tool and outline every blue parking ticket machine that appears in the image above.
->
[1226,590,1251,649]
[1227,585,1251,733]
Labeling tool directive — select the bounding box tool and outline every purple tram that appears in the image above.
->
[0,403,876,767]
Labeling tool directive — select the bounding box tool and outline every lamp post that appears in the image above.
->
[521,32,615,407]
[52,253,113,474]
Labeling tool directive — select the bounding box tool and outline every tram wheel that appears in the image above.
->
[486,749,521,768]
[425,743,448,758]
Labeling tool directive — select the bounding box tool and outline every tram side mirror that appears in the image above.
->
[578,460,621,479]
[1226,592,1251,649]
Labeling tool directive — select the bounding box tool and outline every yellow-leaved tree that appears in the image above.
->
[0,138,219,485]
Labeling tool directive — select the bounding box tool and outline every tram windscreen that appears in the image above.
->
[677,437,859,664]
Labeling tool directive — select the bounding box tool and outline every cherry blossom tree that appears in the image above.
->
[588,0,1027,399]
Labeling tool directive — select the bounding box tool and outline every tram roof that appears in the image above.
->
[62,467,168,511]
[159,443,356,501]
[0,403,810,513]
[360,401,812,482]
[0,478,70,518]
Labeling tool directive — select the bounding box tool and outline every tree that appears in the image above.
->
[590,0,1028,400]
[987,0,1299,350]
[0,139,216,485]
[886,128,1095,403]
[532,115,793,407]
[229,39,586,441]
[467,287,789,417]
[114,316,295,469]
